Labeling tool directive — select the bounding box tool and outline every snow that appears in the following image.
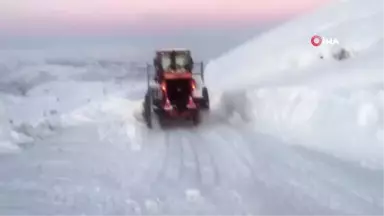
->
[0,48,147,153]
[205,0,384,169]
[206,0,383,91]
[0,0,383,214]
[0,99,20,153]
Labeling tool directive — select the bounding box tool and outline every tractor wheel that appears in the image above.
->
[144,92,152,128]
[202,87,210,110]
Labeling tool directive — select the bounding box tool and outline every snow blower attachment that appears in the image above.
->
[142,48,210,128]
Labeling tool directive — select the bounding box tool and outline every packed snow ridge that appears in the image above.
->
[205,0,383,169]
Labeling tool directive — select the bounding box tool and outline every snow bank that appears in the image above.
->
[206,0,384,169]
[0,57,147,151]
[244,85,383,169]
[59,95,146,150]
[59,96,143,127]
[206,0,383,91]
[3,78,145,138]
[0,44,148,149]
[216,69,384,170]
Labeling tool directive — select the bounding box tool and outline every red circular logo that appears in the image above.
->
[311,35,322,46]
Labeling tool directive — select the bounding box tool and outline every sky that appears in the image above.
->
[0,0,331,59]
[1,0,329,36]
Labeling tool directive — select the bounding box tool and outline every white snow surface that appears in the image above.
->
[0,99,20,153]
[206,0,384,169]
[0,49,147,153]
[0,0,383,214]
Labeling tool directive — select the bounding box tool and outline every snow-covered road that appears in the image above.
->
[0,0,383,214]
[0,118,382,215]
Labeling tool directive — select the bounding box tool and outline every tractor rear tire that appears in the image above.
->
[202,87,210,110]
[144,92,152,128]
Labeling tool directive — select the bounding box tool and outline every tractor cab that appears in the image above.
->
[154,48,194,75]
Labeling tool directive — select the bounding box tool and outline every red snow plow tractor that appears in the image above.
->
[142,48,210,128]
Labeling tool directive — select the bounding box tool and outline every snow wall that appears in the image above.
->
[205,0,384,169]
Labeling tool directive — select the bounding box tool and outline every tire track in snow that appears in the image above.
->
[224,123,382,214]
[133,131,168,187]
[206,123,338,215]
[238,125,383,214]
[155,122,252,213]
[199,126,274,214]
[173,128,222,186]
[186,127,256,214]
[11,116,378,215]
[186,129,220,187]
[155,132,183,183]
[153,132,171,183]
[178,130,202,186]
